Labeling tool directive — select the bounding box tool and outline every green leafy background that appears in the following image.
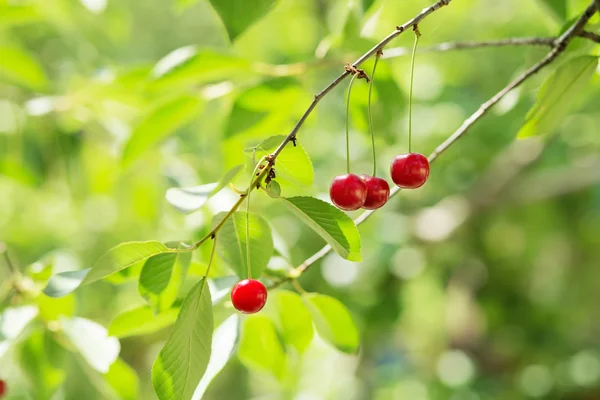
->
[1,0,600,399]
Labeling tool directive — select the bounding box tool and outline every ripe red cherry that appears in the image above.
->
[390,153,430,189]
[360,175,390,210]
[231,279,267,314]
[0,379,6,397]
[329,174,367,211]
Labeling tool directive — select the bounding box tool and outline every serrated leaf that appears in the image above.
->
[255,135,313,187]
[152,278,213,400]
[108,306,178,338]
[43,241,176,298]
[0,46,48,90]
[166,164,244,213]
[270,290,313,353]
[282,196,361,261]
[209,0,278,41]
[106,358,139,400]
[213,211,274,279]
[123,95,203,164]
[238,314,286,379]
[303,293,359,354]
[192,315,239,399]
[61,317,120,373]
[0,306,38,358]
[151,48,249,91]
[518,56,598,138]
[139,245,191,312]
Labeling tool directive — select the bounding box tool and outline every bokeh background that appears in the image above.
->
[1,0,600,399]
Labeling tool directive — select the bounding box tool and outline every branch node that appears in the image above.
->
[290,135,297,147]
[344,64,371,82]
[413,24,422,37]
[376,49,384,58]
[396,25,405,32]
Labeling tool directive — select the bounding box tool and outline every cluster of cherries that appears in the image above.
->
[330,152,430,211]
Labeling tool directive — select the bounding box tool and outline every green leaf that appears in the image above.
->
[238,314,286,379]
[213,211,274,279]
[105,359,139,400]
[539,0,567,20]
[151,48,250,91]
[0,46,48,90]
[61,317,120,373]
[254,135,314,187]
[282,196,361,261]
[303,293,359,354]
[0,305,38,358]
[518,56,599,138]
[43,241,175,297]
[36,294,75,321]
[152,278,213,400]
[209,0,278,41]
[19,331,65,400]
[108,306,178,338]
[166,164,244,213]
[139,245,191,312]
[122,95,203,164]
[270,290,313,353]
[265,180,281,198]
[193,314,239,399]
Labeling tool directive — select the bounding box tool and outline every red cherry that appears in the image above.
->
[329,174,367,211]
[0,379,6,397]
[231,279,267,314]
[390,153,430,189]
[360,175,390,210]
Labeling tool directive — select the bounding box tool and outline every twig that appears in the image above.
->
[270,0,599,289]
[383,30,600,58]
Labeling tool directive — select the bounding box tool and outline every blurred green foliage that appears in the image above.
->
[1,0,600,399]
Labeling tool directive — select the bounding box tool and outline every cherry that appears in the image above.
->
[231,279,267,314]
[329,174,367,211]
[0,379,6,397]
[390,153,430,189]
[360,175,390,210]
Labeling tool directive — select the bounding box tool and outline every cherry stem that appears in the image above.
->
[367,55,380,177]
[345,74,358,175]
[291,279,307,294]
[408,31,420,153]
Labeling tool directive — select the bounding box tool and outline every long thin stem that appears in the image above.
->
[345,74,358,174]
[408,31,420,153]
[2,249,18,276]
[246,179,252,279]
[367,55,381,176]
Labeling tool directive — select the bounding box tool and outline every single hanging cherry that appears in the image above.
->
[360,175,390,209]
[330,74,368,211]
[0,379,6,398]
[360,53,390,210]
[390,153,429,188]
[390,29,429,189]
[330,174,367,211]
[231,279,267,314]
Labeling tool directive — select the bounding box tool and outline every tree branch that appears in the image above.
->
[188,0,452,250]
[271,0,599,289]
[382,30,600,58]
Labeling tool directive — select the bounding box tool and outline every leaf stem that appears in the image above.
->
[345,74,358,174]
[408,30,420,153]
[367,54,381,176]
[291,279,307,294]
[201,235,218,292]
